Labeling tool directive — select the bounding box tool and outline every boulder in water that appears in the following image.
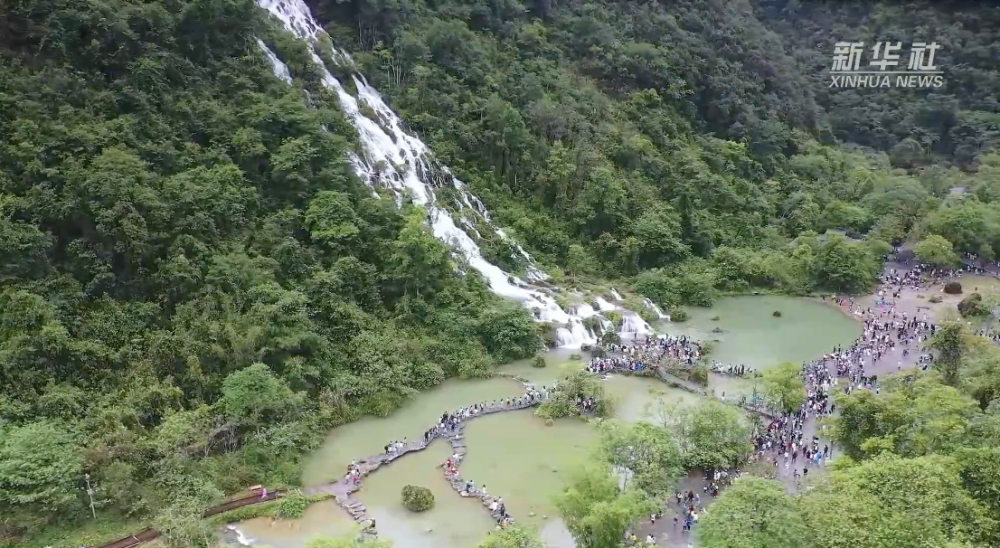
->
[711,327,724,333]
[711,315,720,321]
[531,356,547,368]
[772,310,782,317]
[944,281,963,294]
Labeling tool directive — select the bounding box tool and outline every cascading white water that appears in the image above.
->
[255,0,655,348]
[643,298,670,320]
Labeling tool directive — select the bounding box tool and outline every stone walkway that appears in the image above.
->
[303,374,545,527]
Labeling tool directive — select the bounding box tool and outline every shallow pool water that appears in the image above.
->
[233,296,859,548]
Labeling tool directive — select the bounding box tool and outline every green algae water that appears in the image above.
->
[234,296,858,548]
[662,295,861,399]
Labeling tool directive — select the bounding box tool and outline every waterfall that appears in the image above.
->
[255,0,651,348]
[643,298,670,320]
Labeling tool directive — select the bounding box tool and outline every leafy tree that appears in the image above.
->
[799,455,997,548]
[915,234,959,267]
[833,374,979,460]
[0,421,85,528]
[554,465,657,548]
[597,420,684,496]
[648,398,754,471]
[762,362,806,414]
[697,477,805,548]
[932,321,969,387]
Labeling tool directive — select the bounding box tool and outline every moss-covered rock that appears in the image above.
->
[532,355,547,368]
[958,292,988,317]
[944,281,963,294]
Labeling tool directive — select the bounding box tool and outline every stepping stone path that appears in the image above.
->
[303,373,544,527]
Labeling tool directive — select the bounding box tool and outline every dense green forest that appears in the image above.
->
[2,0,1000,546]
[313,0,1000,299]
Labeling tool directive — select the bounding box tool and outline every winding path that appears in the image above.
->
[302,373,547,526]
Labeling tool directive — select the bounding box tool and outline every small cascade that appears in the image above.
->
[595,297,617,312]
[643,298,670,320]
[610,289,625,301]
[225,525,254,546]
[256,0,646,348]
[619,312,652,336]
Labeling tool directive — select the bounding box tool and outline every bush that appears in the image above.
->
[277,490,309,518]
[670,308,689,322]
[401,485,434,512]
[690,364,710,385]
[605,310,624,329]
[537,322,559,348]
[531,355,547,368]
[601,331,621,346]
[536,370,614,419]
[772,310,782,317]
[569,353,582,361]
[929,295,943,303]
[944,281,963,294]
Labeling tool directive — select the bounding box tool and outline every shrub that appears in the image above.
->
[601,331,621,346]
[944,281,963,294]
[277,490,309,518]
[669,308,689,322]
[531,356,547,368]
[401,485,434,512]
[689,364,710,385]
[537,322,558,348]
[605,310,624,329]
[929,295,943,303]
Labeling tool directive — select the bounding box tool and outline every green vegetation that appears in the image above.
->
[915,234,959,267]
[647,399,754,472]
[0,0,542,543]
[554,465,657,548]
[400,485,434,512]
[762,362,807,414]
[598,421,683,496]
[478,526,545,548]
[698,477,805,548]
[697,322,1000,548]
[536,371,612,420]
[531,355,547,368]
[6,0,1000,545]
